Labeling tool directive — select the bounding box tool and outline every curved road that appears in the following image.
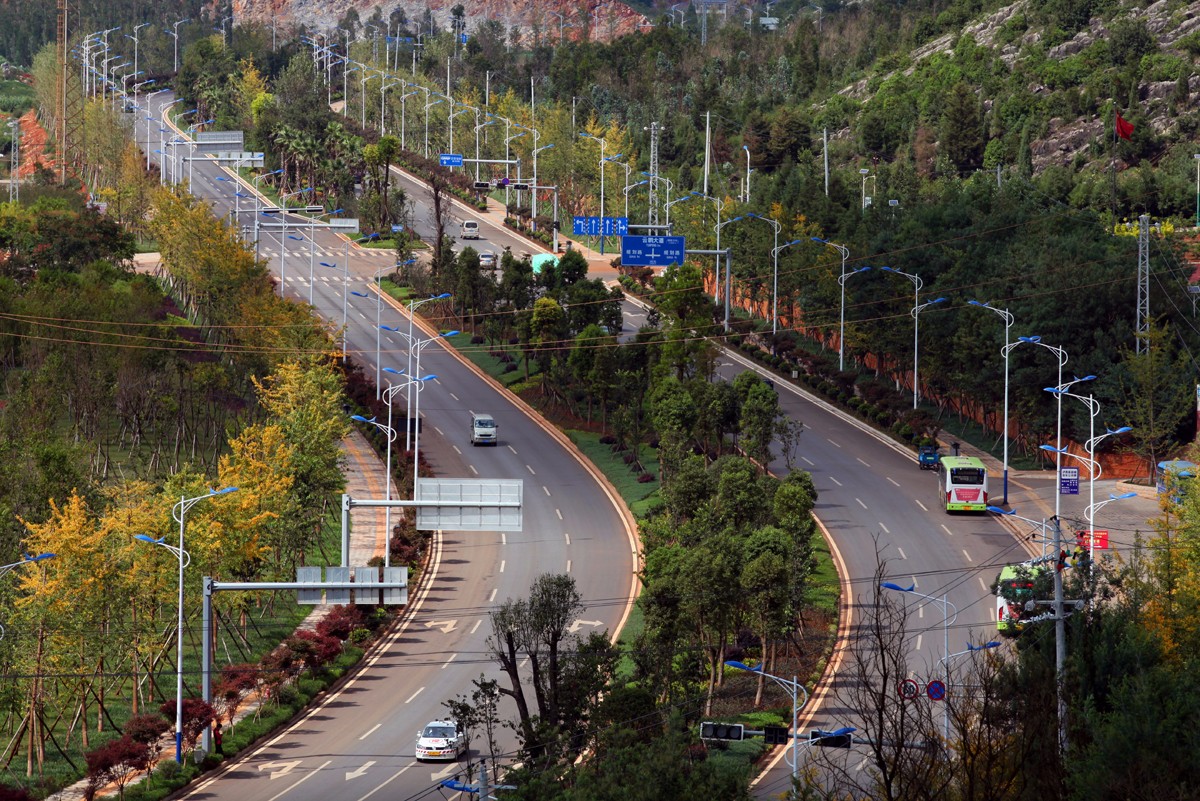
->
[134,92,1034,801]
[133,97,637,801]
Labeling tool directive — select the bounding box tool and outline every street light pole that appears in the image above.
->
[938,641,1001,741]
[578,131,608,253]
[813,238,860,372]
[881,581,957,740]
[351,412,398,567]
[881,266,944,409]
[970,300,1016,503]
[725,661,807,791]
[138,486,237,763]
[770,238,806,336]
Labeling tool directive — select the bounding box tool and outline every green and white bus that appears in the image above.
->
[996,562,1046,634]
[936,456,988,512]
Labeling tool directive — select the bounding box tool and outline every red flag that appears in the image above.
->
[1115,113,1134,141]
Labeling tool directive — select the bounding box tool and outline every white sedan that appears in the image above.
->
[415,720,466,761]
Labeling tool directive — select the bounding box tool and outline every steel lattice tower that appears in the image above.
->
[647,121,660,227]
[1137,214,1150,353]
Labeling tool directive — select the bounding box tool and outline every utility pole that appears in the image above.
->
[823,128,829,196]
[703,111,710,197]
[1136,214,1149,354]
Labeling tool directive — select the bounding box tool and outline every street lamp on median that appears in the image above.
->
[137,486,237,763]
[318,260,350,359]
[970,300,1016,504]
[381,319,455,451]
[725,661,807,791]
[404,293,449,447]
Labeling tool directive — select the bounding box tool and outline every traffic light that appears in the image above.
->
[809,729,853,748]
[700,722,744,741]
[763,725,790,745]
[552,220,561,231]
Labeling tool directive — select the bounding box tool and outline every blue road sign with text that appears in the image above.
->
[438,153,463,167]
[1059,467,1080,495]
[621,235,686,267]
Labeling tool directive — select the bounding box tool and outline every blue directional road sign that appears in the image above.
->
[621,235,686,267]
[438,153,464,168]
[573,215,629,237]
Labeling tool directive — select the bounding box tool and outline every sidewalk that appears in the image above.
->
[934,431,1161,562]
[45,432,391,801]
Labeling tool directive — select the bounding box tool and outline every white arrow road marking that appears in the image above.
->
[265,760,331,801]
[425,620,458,634]
[257,760,303,780]
[346,760,376,780]
[430,763,459,781]
[569,618,603,634]
[354,764,412,801]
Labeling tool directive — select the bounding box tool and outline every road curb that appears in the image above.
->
[370,284,644,644]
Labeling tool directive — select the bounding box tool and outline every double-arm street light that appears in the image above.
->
[352,260,416,398]
[319,259,350,360]
[813,237,866,372]
[971,300,1016,503]
[745,213,784,335]
[880,266,944,409]
[137,486,238,763]
[725,661,808,790]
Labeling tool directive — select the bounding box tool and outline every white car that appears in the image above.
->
[479,250,497,269]
[415,720,466,761]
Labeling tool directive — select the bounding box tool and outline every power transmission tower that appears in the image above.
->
[647,121,660,227]
[55,0,84,185]
[1137,214,1149,353]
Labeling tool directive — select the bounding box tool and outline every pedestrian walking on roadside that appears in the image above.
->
[213,720,223,755]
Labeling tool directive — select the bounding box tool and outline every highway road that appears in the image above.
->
[133,95,637,801]
[133,92,1033,800]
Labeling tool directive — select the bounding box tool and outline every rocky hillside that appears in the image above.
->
[836,0,1200,173]
[231,0,650,41]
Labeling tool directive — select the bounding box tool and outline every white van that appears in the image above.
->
[460,220,480,239]
[470,413,498,446]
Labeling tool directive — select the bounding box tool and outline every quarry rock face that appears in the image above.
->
[232,0,649,42]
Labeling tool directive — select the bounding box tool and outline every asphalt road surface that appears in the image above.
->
[133,95,636,801]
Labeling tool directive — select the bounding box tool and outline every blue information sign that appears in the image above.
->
[1059,466,1080,496]
[572,215,629,237]
[621,235,686,267]
[438,153,464,167]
